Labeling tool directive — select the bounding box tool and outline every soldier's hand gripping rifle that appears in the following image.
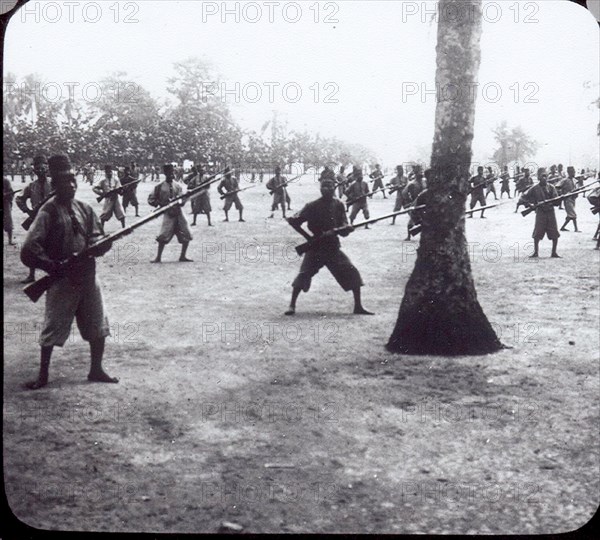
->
[153,170,228,212]
[291,206,426,256]
[220,184,259,200]
[23,186,208,303]
[21,191,56,230]
[521,180,599,217]
[266,168,313,195]
[96,179,143,203]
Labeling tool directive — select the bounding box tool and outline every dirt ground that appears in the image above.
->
[3,173,599,534]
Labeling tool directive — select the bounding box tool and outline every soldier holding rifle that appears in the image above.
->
[389,165,408,225]
[499,166,511,199]
[186,165,213,227]
[336,165,347,198]
[148,163,194,263]
[519,168,561,258]
[218,167,245,222]
[345,166,371,227]
[121,165,141,217]
[369,164,387,199]
[468,166,487,219]
[514,168,534,213]
[558,166,580,233]
[16,155,53,283]
[267,165,288,219]
[20,155,118,389]
[284,176,373,316]
[403,165,426,240]
[93,165,126,229]
[485,166,498,201]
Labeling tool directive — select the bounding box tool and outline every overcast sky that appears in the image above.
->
[4,0,599,167]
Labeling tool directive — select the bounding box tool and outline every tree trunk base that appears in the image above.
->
[386,298,504,356]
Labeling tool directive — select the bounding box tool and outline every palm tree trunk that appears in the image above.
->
[387,0,503,355]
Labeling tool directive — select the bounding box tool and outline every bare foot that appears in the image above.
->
[21,276,35,284]
[529,253,539,258]
[354,308,375,315]
[179,257,194,262]
[239,219,246,222]
[150,259,161,263]
[88,371,119,383]
[24,378,48,390]
[284,308,296,316]
[551,253,562,258]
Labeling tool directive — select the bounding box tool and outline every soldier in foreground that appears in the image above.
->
[20,155,118,389]
[93,165,126,228]
[519,168,561,258]
[16,155,53,283]
[148,163,194,262]
[218,167,245,222]
[285,177,373,316]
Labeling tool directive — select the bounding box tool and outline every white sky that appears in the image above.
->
[4,0,599,167]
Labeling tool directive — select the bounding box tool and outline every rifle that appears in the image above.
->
[521,180,599,217]
[409,200,509,236]
[96,179,143,203]
[23,186,208,303]
[152,171,227,212]
[21,191,56,230]
[266,168,313,195]
[220,184,259,200]
[291,206,426,256]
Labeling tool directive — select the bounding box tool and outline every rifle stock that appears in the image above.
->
[520,181,599,217]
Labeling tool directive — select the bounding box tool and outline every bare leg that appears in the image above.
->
[285,287,301,315]
[353,288,374,315]
[151,241,166,263]
[21,267,36,284]
[239,209,245,222]
[88,338,118,383]
[206,212,213,226]
[530,239,540,258]
[551,239,560,258]
[179,241,193,262]
[25,346,52,389]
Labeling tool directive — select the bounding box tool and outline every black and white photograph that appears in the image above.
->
[2,0,599,534]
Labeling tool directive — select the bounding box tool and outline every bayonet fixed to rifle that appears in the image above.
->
[152,171,228,213]
[96,179,143,203]
[521,180,599,217]
[23,185,209,303]
[291,206,426,256]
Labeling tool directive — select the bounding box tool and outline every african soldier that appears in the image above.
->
[514,168,534,213]
[148,163,194,263]
[93,165,126,228]
[121,165,140,217]
[389,165,408,225]
[403,166,426,240]
[485,166,498,201]
[499,166,511,199]
[186,165,213,227]
[20,154,118,389]
[345,166,370,227]
[468,166,487,219]
[369,164,387,199]
[267,166,289,219]
[218,167,245,222]
[16,155,53,283]
[336,166,347,198]
[519,168,561,258]
[285,176,373,316]
[558,166,579,233]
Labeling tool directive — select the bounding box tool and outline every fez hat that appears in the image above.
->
[104,164,113,173]
[320,168,336,181]
[163,163,175,172]
[48,155,72,178]
[537,167,547,177]
[567,166,575,175]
